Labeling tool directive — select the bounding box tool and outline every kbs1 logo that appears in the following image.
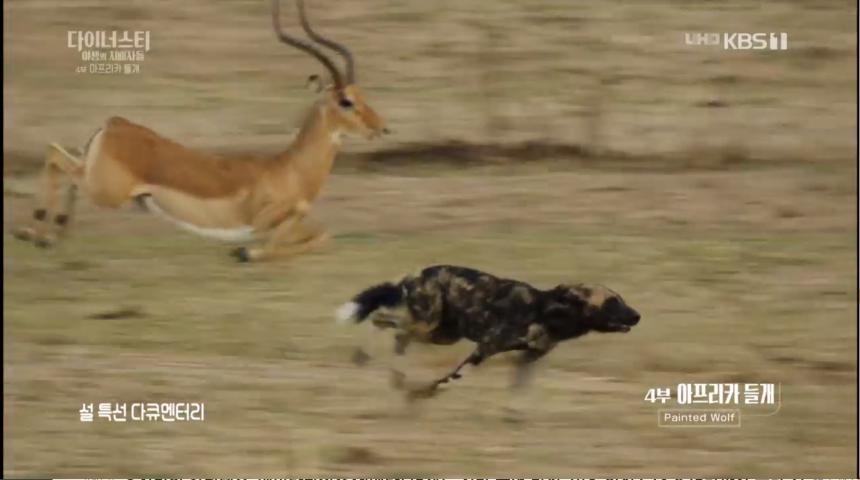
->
[685,32,789,51]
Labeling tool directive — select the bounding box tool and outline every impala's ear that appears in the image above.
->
[306,74,324,93]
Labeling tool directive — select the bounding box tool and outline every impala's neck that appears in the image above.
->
[278,101,342,198]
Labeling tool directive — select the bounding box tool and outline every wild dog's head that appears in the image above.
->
[544,283,640,337]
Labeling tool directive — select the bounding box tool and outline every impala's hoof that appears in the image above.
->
[11,227,35,242]
[230,246,251,262]
[34,236,55,249]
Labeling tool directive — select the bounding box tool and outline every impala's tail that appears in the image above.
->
[335,281,403,325]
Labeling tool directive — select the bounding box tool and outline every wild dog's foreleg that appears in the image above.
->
[504,326,556,421]
[406,323,552,400]
[439,348,486,383]
[13,144,84,247]
[498,347,552,423]
[433,324,547,387]
[511,348,551,390]
[405,346,491,401]
[512,323,555,391]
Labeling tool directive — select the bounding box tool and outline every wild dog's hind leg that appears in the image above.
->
[388,332,413,390]
[350,316,392,366]
[13,144,84,247]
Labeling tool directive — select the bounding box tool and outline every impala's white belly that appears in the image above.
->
[139,192,255,243]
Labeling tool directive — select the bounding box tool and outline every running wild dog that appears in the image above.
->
[337,265,641,399]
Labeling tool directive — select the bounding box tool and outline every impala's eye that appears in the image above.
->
[339,98,354,109]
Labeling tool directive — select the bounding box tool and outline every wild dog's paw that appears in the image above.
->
[389,369,407,390]
[405,382,443,402]
[500,406,526,424]
[351,347,371,366]
[229,246,251,263]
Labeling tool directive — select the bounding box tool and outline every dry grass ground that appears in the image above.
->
[3,0,857,477]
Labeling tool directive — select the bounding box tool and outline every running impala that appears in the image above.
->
[12,0,388,262]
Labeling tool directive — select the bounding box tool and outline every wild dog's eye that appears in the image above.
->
[339,98,354,109]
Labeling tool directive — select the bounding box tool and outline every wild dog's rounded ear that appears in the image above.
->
[306,74,324,93]
[551,284,575,298]
[550,284,589,307]
[543,286,571,315]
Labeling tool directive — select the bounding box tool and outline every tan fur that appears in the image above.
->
[14,0,387,260]
[14,84,386,260]
[585,284,618,307]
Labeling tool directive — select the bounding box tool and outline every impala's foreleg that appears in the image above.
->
[269,216,331,257]
[13,144,84,247]
[281,216,328,245]
[231,200,329,262]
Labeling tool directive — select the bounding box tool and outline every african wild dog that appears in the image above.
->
[336,265,640,399]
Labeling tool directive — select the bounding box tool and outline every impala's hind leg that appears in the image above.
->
[53,183,79,240]
[13,144,84,247]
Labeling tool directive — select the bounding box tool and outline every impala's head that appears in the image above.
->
[273,0,388,140]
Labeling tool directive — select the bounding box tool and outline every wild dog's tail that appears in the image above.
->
[335,281,403,325]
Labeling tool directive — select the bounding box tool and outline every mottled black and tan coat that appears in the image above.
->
[337,265,641,398]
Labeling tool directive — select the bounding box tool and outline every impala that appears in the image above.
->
[12,0,388,262]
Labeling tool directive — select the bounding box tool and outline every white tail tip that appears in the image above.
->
[335,302,359,325]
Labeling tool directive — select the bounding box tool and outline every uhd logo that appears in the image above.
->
[685,32,788,50]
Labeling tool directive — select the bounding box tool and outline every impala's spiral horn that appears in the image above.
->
[271,0,345,90]
[296,0,356,84]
